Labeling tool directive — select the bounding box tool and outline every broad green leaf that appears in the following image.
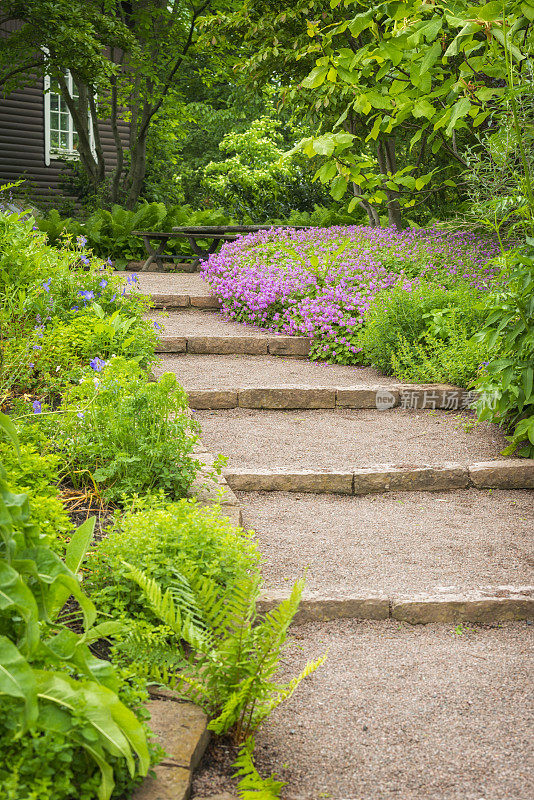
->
[0,636,38,726]
[312,138,335,157]
[0,562,39,653]
[413,98,435,119]
[302,66,328,89]
[419,40,442,75]
[445,97,471,135]
[347,10,374,38]
[0,413,20,456]
[330,175,348,200]
[65,517,96,575]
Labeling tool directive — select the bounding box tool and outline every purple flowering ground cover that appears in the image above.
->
[202,226,500,363]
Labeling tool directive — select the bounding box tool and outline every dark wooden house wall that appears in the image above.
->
[0,18,131,207]
[0,75,130,206]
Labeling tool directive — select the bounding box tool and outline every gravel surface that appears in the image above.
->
[192,620,534,800]
[237,489,534,595]
[116,272,211,295]
[155,354,397,388]
[195,408,510,468]
[149,310,275,337]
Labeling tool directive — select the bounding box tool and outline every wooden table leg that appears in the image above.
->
[141,236,168,272]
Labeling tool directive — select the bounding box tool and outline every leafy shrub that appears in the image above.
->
[0,415,153,800]
[360,283,489,384]
[36,358,200,503]
[0,440,72,550]
[86,496,260,620]
[475,247,534,457]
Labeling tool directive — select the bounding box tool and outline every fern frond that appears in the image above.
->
[252,652,328,731]
[233,736,286,799]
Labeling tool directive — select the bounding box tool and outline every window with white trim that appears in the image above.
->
[44,71,94,166]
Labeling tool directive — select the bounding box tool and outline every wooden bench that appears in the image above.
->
[133,225,310,272]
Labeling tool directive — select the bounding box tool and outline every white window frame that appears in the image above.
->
[44,71,95,166]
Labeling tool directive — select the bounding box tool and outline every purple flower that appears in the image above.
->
[126,273,139,284]
[77,235,88,247]
[28,362,34,369]
[80,254,90,266]
[107,257,113,266]
[32,345,42,351]
[79,290,95,302]
[42,279,51,292]
[100,279,108,289]
[110,293,117,302]
[71,305,79,312]
[89,357,106,372]
[153,321,161,330]
[32,400,42,414]
[77,411,85,419]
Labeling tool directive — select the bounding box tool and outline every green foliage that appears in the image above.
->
[86,496,259,620]
[475,247,534,456]
[360,283,489,385]
[121,566,325,744]
[233,736,286,799]
[202,117,330,221]
[0,415,151,800]
[34,358,201,503]
[0,441,72,551]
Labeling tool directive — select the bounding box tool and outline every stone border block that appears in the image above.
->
[151,294,190,308]
[224,468,353,494]
[190,295,220,309]
[391,589,534,624]
[353,464,469,494]
[187,389,238,409]
[393,383,474,410]
[337,386,400,409]
[258,594,389,622]
[267,336,310,357]
[186,336,269,355]
[469,460,534,489]
[238,386,335,409]
[155,337,187,353]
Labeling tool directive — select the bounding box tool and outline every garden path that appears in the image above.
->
[121,271,534,800]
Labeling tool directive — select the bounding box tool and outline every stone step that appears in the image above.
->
[193,408,509,473]
[237,489,533,604]
[180,384,471,410]
[117,271,219,308]
[223,461,534,494]
[248,620,533,800]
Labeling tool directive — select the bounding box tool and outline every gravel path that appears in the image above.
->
[150,310,274,337]
[237,489,534,595]
[195,408,509,468]
[155,354,397,388]
[193,620,534,800]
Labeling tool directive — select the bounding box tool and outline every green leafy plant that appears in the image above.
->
[475,247,534,456]
[85,496,260,621]
[120,566,325,744]
[35,358,201,503]
[0,413,151,800]
[233,736,286,799]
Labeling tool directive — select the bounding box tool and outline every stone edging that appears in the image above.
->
[132,695,210,800]
[156,334,311,357]
[257,586,534,624]
[185,384,471,410]
[151,293,220,309]
[223,460,534,494]
[188,442,242,525]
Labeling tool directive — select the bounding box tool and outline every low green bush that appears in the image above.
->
[360,283,489,385]
[0,440,72,550]
[475,247,534,457]
[34,358,201,503]
[86,495,260,621]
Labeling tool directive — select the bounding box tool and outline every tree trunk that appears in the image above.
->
[377,137,403,229]
[352,182,380,226]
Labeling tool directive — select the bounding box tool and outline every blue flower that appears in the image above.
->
[107,257,112,266]
[28,362,34,369]
[71,305,79,312]
[126,273,139,284]
[110,293,117,302]
[79,290,95,302]
[32,345,42,351]
[77,235,88,247]
[42,279,51,292]
[100,279,108,289]
[32,400,42,414]
[89,357,106,372]
[153,321,161,330]
[77,411,85,419]
[80,254,90,266]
